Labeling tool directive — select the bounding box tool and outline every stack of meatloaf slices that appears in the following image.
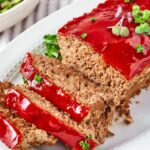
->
[19,53,116,147]
[0,53,117,150]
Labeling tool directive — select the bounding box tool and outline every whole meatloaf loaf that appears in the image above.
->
[19,53,116,146]
[58,0,150,115]
[0,81,56,150]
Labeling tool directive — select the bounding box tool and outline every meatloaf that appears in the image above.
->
[6,85,103,149]
[58,0,150,115]
[20,53,116,144]
[0,81,56,150]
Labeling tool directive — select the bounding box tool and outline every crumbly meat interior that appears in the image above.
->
[58,34,150,118]
[0,82,56,150]
[16,84,115,144]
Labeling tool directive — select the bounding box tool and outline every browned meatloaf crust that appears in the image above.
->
[22,53,116,144]
[0,82,56,150]
[58,34,150,116]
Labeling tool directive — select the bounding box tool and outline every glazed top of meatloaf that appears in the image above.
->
[58,0,150,80]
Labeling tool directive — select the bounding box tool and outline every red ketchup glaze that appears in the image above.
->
[0,115,22,149]
[58,0,150,80]
[20,53,90,122]
[6,89,97,150]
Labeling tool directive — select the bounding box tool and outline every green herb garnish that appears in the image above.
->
[34,74,43,84]
[79,141,90,150]
[124,0,130,3]
[132,5,150,24]
[79,134,92,150]
[81,33,88,39]
[136,44,145,53]
[43,34,61,59]
[132,5,150,35]
[22,77,27,84]
[88,134,92,140]
[135,23,150,34]
[89,17,97,22]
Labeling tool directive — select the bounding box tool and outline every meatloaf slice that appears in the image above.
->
[0,82,56,150]
[6,84,114,149]
[58,0,150,116]
[20,53,116,143]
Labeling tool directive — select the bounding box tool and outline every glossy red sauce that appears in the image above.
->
[6,89,97,149]
[58,0,150,80]
[0,114,22,149]
[20,53,90,122]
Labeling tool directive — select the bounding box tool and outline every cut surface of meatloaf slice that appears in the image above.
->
[0,82,56,150]
[58,0,150,116]
[20,53,116,143]
[6,84,114,149]
[6,85,97,149]
[58,33,150,116]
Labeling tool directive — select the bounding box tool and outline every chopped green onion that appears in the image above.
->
[112,26,120,36]
[34,74,43,84]
[81,33,88,39]
[109,16,130,38]
[120,27,130,37]
[136,44,145,53]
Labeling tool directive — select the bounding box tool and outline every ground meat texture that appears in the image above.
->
[25,53,117,143]
[58,34,150,116]
[0,82,57,150]
[13,83,114,145]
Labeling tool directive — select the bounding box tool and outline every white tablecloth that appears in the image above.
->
[0,0,74,52]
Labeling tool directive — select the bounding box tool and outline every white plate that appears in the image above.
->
[0,0,39,32]
[0,0,150,150]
